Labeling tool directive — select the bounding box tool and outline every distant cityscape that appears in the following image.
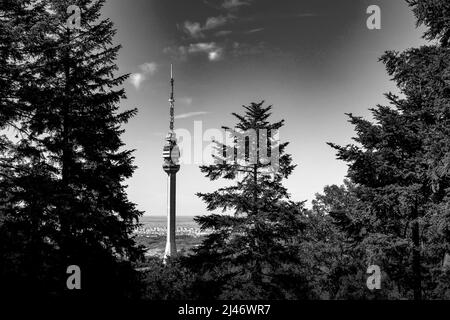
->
[135,216,211,238]
[134,225,211,238]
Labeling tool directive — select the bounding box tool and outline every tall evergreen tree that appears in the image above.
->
[188,101,314,299]
[329,0,450,300]
[0,0,52,295]
[0,0,143,298]
[1,0,42,186]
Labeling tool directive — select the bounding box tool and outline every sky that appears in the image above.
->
[100,0,428,216]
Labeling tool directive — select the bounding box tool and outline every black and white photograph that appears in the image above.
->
[1,0,450,314]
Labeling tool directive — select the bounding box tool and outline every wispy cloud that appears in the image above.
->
[189,42,224,61]
[205,16,228,29]
[140,62,158,74]
[182,15,229,39]
[222,0,251,10]
[165,39,281,62]
[215,30,232,37]
[175,111,210,119]
[130,62,158,89]
[183,21,203,39]
[166,42,224,62]
[245,27,264,34]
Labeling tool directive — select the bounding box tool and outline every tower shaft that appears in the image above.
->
[164,173,177,258]
[163,64,180,263]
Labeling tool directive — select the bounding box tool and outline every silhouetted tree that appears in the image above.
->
[189,101,315,299]
[329,0,450,300]
[0,0,143,298]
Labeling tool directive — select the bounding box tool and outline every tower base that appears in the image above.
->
[163,172,177,264]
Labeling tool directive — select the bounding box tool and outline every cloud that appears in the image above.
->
[130,73,145,89]
[205,16,228,29]
[140,62,158,75]
[222,0,251,9]
[245,27,264,34]
[175,112,210,119]
[165,39,282,62]
[189,42,224,61]
[189,42,215,52]
[167,42,224,62]
[182,15,229,38]
[183,21,203,38]
[130,62,158,89]
[208,50,222,61]
[215,30,232,37]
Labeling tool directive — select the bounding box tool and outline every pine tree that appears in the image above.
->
[0,0,20,204]
[0,0,143,298]
[188,101,314,299]
[1,0,41,180]
[0,0,52,295]
[329,0,450,300]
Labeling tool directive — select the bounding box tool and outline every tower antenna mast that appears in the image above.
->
[169,64,175,131]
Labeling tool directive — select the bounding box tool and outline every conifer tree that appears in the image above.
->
[329,0,450,300]
[1,0,41,179]
[189,101,314,299]
[0,0,143,298]
[0,0,52,295]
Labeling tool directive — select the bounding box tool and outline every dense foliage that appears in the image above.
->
[326,0,450,300]
[0,0,143,298]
